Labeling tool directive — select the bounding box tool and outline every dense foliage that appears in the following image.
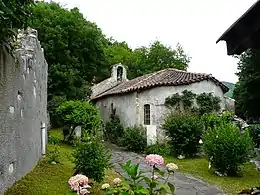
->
[56,101,101,138]
[203,122,253,176]
[104,109,124,145]
[196,93,221,115]
[163,112,204,157]
[29,2,109,125]
[248,124,260,148]
[201,112,234,132]
[73,137,111,182]
[0,0,34,52]
[123,125,147,152]
[233,50,260,122]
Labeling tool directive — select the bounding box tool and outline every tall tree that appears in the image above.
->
[233,49,260,122]
[0,0,34,52]
[29,2,110,124]
[106,39,190,79]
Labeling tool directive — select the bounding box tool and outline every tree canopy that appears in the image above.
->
[106,39,190,79]
[233,49,260,122]
[29,2,110,125]
[0,0,34,52]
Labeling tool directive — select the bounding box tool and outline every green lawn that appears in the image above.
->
[4,129,118,195]
[165,157,260,195]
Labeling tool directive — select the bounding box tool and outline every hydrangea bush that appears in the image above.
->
[102,154,177,195]
[66,174,91,195]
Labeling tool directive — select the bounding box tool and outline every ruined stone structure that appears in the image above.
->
[0,28,48,193]
[91,64,229,144]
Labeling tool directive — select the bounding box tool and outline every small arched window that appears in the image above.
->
[144,104,151,125]
[117,66,123,81]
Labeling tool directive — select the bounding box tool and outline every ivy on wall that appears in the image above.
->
[196,93,221,115]
[165,90,221,115]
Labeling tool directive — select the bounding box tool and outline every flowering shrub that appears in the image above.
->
[145,154,164,166]
[67,174,91,195]
[166,163,178,173]
[102,154,177,195]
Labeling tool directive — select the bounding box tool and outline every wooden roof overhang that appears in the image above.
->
[216,0,260,55]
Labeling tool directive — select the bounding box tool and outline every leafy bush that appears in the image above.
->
[163,112,204,157]
[203,122,254,175]
[145,143,173,157]
[123,125,147,152]
[56,101,101,136]
[104,111,124,145]
[47,145,60,163]
[47,96,67,128]
[201,111,234,131]
[48,135,60,145]
[248,124,260,148]
[73,137,111,182]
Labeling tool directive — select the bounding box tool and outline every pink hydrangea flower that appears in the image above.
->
[79,188,90,195]
[145,154,164,166]
[68,174,89,191]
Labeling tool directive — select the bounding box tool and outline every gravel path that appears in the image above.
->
[108,143,224,195]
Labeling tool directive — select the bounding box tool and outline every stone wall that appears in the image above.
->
[0,28,48,193]
[224,96,235,111]
[95,92,137,127]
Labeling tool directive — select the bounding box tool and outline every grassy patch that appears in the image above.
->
[4,129,118,195]
[165,157,260,194]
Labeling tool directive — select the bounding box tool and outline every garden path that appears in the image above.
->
[108,143,225,195]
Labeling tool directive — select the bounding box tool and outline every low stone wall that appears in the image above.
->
[224,96,235,111]
[0,28,48,193]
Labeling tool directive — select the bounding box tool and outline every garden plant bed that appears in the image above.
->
[4,129,118,195]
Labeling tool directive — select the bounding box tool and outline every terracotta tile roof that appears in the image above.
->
[92,68,229,99]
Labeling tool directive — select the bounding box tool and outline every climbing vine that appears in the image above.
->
[165,90,221,115]
[165,93,181,109]
[0,0,34,53]
[196,92,221,115]
[182,90,196,109]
